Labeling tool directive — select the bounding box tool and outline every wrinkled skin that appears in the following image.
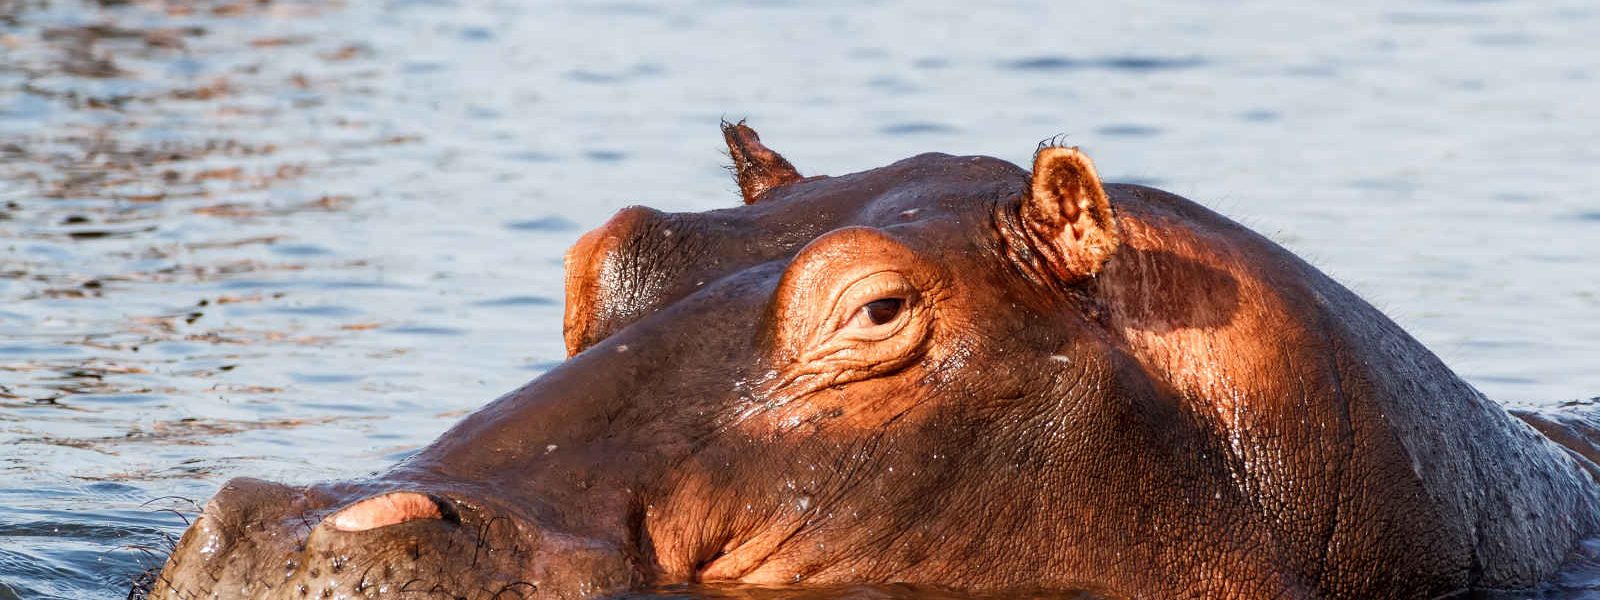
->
[149,123,1600,599]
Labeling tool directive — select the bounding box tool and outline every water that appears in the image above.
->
[0,0,1597,597]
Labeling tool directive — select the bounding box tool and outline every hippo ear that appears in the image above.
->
[722,120,802,204]
[1021,146,1121,280]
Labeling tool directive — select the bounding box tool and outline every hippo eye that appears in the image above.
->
[862,298,904,326]
[844,295,909,333]
[825,271,920,341]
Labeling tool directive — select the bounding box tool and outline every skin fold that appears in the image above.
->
[147,123,1600,600]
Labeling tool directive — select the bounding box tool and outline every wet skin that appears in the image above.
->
[147,124,1600,599]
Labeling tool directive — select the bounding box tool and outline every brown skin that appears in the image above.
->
[148,123,1600,600]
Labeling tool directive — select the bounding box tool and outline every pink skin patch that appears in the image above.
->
[327,492,443,532]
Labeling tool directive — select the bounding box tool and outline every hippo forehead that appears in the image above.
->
[562,153,1027,355]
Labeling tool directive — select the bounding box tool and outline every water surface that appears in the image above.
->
[1,0,1598,598]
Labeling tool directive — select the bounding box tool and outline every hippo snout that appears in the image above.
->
[149,477,637,599]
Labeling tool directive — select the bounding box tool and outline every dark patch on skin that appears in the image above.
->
[1097,246,1242,333]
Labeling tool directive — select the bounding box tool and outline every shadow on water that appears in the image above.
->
[999,55,1208,72]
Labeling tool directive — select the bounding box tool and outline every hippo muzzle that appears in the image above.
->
[150,475,637,599]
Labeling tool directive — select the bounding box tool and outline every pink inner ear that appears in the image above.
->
[327,492,443,532]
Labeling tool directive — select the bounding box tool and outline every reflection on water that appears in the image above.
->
[0,0,1597,598]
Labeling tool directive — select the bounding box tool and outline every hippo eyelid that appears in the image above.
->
[821,270,918,340]
[839,295,912,339]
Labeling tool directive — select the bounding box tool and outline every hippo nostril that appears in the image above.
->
[326,492,453,532]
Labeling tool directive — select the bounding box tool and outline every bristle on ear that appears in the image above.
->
[722,120,802,204]
[1035,133,1073,154]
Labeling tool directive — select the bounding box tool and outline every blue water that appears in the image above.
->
[1,1,1598,597]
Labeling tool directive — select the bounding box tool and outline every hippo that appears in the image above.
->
[146,123,1600,599]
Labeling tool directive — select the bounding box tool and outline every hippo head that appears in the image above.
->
[147,124,1595,599]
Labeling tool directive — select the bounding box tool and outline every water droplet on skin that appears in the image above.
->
[545,444,558,454]
[615,344,629,353]
[199,531,222,556]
